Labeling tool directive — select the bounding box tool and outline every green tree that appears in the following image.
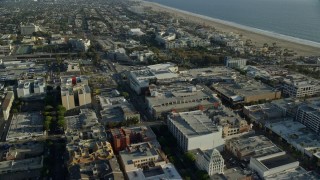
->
[57,119,65,128]
[45,105,54,111]
[121,92,130,99]
[196,170,210,180]
[12,108,19,114]
[184,152,196,165]
[45,116,53,122]
[44,120,51,131]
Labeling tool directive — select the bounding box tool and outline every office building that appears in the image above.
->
[282,74,320,98]
[167,110,224,152]
[195,148,224,175]
[296,100,320,134]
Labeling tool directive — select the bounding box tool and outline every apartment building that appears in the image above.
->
[61,84,91,110]
[16,78,46,98]
[167,110,224,152]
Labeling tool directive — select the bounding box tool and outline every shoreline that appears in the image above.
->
[142,1,320,56]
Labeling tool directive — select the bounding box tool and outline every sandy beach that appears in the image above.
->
[142,1,320,56]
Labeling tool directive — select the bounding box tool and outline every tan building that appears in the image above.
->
[221,119,252,138]
[61,84,91,110]
[69,140,114,165]
[213,77,281,106]
[210,107,252,138]
[2,92,14,120]
[119,142,167,172]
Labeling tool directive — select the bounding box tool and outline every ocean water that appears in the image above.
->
[147,0,320,44]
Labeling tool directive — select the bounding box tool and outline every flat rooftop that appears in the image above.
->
[6,113,44,142]
[169,110,220,137]
[265,120,320,157]
[265,166,320,180]
[228,135,282,160]
[119,142,161,168]
[261,154,296,169]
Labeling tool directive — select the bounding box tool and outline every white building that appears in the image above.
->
[195,148,224,175]
[249,152,299,179]
[296,103,320,134]
[282,75,320,98]
[128,63,178,94]
[225,58,247,68]
[129,28,144,36]
[167,110,224,152]
[20,24,40,35]
[17,78,46,98]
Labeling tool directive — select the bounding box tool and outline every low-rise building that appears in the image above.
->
[2,141,44,161]
[20,24,40,35]
[110,126,158,152]
[226,135,282,161]
[99,96,140,125]
[68,158,124,180]
[0,156,43,174]
[119,142,167,172]
[265,120,320,160]
[126,163,182,180]
[128,63,178,94]
[210,107,252,138]
[147,85,221,118]
[249,152,299,179]
[167,110,224,152]
[195,148,224,175]
[213,77,281,106]
[65,109,98,132]
[6,112,44,142]
[68,140,114,165]
[1,91,14,120]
